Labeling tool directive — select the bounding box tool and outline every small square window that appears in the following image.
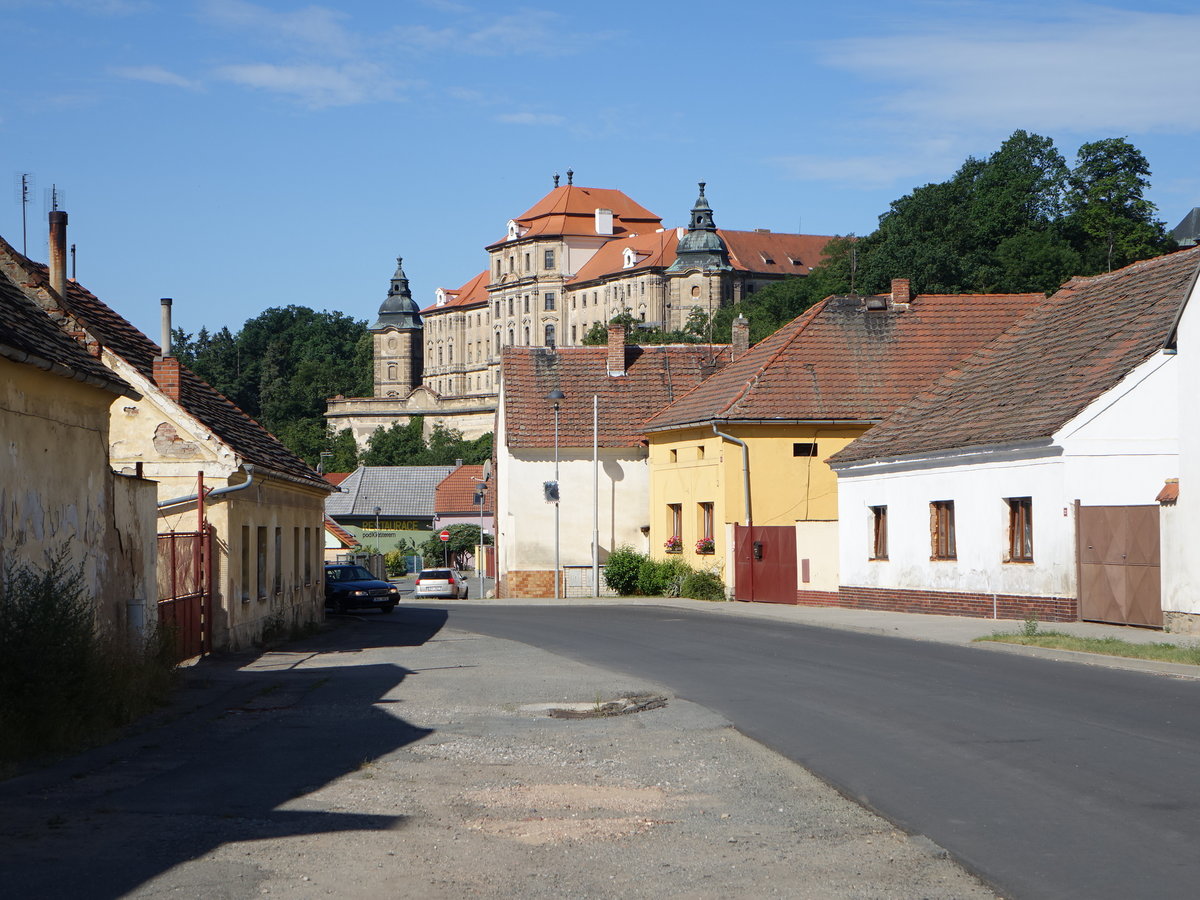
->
[793,442,818,457]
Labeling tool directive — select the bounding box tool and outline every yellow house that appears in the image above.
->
[643,281,1047,603]
[1,217,334,651]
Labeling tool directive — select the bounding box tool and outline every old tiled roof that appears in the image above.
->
[0,269,135,397]
[322,473,350,487]
[434,465,494,515]
[488,185,662,247]
[722,230,835,276]
[567,229,837,286]
[422,270,490,314]
[501,344,732,449]
[324,515,360,548]
[325,465,458,518]
[831,247,1200,464]
[1,240,328,488]
[569,230,679,284]
[645,290,1047,431]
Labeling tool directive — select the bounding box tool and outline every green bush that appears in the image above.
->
[636,557,694,597]
[680,570,727,602]
[603,546,645,595]
[384,550,407,577]
[0,552,177,768]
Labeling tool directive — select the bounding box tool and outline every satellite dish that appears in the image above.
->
[482,459,493,481]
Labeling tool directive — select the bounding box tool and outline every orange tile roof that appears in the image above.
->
[721,230,837,275]
[501,344,732,449]
[434,465,494,515]
[324,515,360,549]
[422,270,490,314]
[831,246,1200,464]
[569,230,680,284]
[487,185,662,248]
[645,290,1047,431]
[322,473,350,486]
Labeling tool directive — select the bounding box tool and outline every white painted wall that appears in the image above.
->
[796,520,839,591]
[836,351,1178,600]
[497,446,650,576]
[1163,275,1200,621]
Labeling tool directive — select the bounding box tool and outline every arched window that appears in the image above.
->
[545,324,556,347]
[523,326,530,345]
[387,363,396,380]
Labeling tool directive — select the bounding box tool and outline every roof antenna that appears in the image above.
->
[566,168,573,186]
[70,243,76,280]
[850,243,858,296]
[15,172,33,255]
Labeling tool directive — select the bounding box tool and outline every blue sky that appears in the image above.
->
[3,0,1199,340]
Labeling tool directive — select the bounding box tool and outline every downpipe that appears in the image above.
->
[157,465,255,509]
[712,425,751,526]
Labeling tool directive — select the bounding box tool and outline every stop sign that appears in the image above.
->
[438,529,450,542]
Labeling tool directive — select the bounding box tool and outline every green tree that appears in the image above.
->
[362,419,426,466]
[420,523,491,569]
[1066,138,1173,271]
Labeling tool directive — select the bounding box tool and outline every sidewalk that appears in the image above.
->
[445,593,1200,680]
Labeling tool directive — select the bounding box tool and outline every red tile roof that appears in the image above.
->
[830,246,1200,464]
[324,515,360,549]
[422,270,490,314]
[645,290,1047,431]
[434,465,494,515]
[488,185,662,247]
[0,238,329,489]
[722,230,836,276]
[322,473,350,487]
[569,230,679,284]
[501,344,732,449]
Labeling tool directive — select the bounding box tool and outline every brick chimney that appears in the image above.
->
[890,278,911,305]
[731,314,750,359]
[153,297,181,401]
[607,323,626,376]
[48,210,68,299]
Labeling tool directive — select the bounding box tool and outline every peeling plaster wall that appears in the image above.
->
[0,357,155,634]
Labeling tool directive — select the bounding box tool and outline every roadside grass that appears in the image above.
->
[975,630,1200,666]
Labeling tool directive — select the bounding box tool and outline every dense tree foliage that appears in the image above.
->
[173,305,372,464]
[361,418,493,468]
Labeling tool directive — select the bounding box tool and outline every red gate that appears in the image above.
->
[734,525,798,604]
[157,524,213,660]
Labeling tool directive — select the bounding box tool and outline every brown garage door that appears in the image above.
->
[1078,505,1161,628]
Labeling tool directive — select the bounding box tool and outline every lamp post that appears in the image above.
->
[546,389,565,599]
[471,475,488,599]
[593,393,599,597]
[374,506,381,532]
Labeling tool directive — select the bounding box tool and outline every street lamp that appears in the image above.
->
[374,506,381,532]
[546,388,565,599]
[471,475,488,599]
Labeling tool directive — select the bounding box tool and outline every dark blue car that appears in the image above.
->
[324,564,401,614]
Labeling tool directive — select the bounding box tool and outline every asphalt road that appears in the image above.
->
[437,602,1200,900]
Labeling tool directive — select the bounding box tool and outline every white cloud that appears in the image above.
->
[495,111,566,126]
[200,0,358,58]
[397,9,600,57]
[821,6,1200,134]
[111,65,200,90]
[769,153,945,190]
[214,62,402,108]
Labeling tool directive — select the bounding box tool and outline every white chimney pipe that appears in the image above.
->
[160,298,173,358]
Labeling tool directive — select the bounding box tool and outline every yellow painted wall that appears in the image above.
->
[0,357,157,635]
[647,423,870,581]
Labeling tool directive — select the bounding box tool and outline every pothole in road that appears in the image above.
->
[518,693,668,719]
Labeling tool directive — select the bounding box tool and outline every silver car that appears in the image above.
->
[414,568,469,599]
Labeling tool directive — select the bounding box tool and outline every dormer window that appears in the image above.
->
[506,219,521,241]
[435,288,447,307]
[760,252,775,265]
[622,247,638,269]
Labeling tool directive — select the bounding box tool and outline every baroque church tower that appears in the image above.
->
[370,257,423,398]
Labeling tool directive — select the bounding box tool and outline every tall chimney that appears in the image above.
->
[48,210,68,299]
[890,278,911,305]
[159,298,173,357]
[731,315,750,359]
[607,323,627,376]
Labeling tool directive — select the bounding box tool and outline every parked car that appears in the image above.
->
[324,564,402,613]
[414,568,469,600]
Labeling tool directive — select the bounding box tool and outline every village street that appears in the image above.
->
[0,605,999,900]
[3,600,1200,899]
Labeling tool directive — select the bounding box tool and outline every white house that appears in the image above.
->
[829,246,1200,627]
[495,326,731,597]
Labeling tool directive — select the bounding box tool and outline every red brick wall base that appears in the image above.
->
[500,570,561,599]
[797,585,1077,623]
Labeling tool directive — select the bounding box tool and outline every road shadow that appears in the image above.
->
[0,649,432,898]
[307,605,450,651]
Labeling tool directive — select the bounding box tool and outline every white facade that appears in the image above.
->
[495,396,650,593]
[834,351,1178,602]
[1162,275,1200,630]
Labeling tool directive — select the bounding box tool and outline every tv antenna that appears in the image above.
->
[14,173,33,255]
